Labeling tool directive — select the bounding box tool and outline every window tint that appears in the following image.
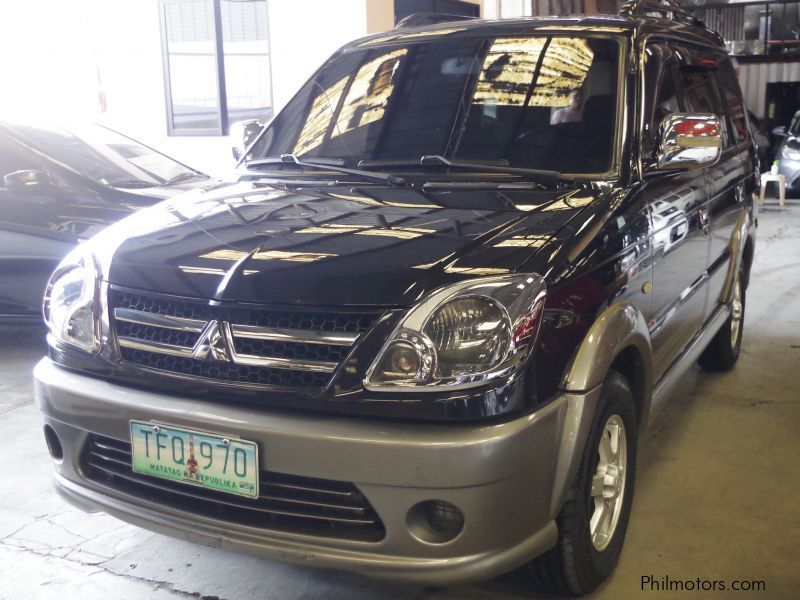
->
[251,35,621,174]
[677,61,739,146]
[643,43,680,158]
[716,62,748,143]
[457,37,620,173]
[679,69,718,114]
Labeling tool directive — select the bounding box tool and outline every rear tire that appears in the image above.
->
[698,269,745,372]
[528,371,637,596]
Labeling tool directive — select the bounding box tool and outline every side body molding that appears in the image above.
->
[547,302,653,519]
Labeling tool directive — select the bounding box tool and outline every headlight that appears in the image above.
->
[781,144,800,161]
[364,274,546,391]
[43,251,100,353]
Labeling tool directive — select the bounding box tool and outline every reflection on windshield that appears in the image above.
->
[473,38,547,106]
[250,34,620,175]
[294,49,407,156]
[531,38,593,107]
[294,76,348,155]
[331,49,407,141]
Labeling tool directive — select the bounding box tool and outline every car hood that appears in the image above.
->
[92,181,600,307]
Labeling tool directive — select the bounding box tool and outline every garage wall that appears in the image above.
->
[738,61,800,120]
[0,0,371,178]
[366,0,482,32]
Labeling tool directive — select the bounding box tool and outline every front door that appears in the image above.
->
[641,42,711,382]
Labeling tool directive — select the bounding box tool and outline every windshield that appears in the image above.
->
[10,123,205,188]
[789,111,800,137]
[248,34,621,176]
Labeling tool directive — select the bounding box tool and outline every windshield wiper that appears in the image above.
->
[105,178,154,189]
[358,155,569,187]
[164,172,206,186]
[245,154,405,186]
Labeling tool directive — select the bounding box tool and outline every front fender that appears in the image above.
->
[547,302,653,519]
[562,302,652,399]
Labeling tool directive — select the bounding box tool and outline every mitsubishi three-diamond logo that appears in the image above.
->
[192,320,230,361]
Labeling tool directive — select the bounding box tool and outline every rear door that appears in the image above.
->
[703,56,755,318]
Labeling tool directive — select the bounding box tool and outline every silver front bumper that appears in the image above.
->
[34,358,600,585]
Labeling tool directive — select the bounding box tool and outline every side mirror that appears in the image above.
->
[653,114,721,171]
[3,169,54,194]
[771,125,788,138]
[230,119,265,161]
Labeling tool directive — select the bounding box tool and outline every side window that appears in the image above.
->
[643,43,680,158]
[0,137,40,184]
[716,62,748,144]
[679,68,717,114]
[675,52,732,145]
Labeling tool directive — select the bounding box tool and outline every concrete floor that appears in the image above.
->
[1,198,799,600]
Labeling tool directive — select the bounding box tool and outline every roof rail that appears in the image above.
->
[619,0,707,29]
[394,12,476,29]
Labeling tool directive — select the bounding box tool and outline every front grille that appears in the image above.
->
[118,348,332,388]
[82,434,386,542]
[109,289,380,390]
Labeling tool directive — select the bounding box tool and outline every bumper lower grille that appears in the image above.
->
[82,434,386,542]
[109,289,379,390]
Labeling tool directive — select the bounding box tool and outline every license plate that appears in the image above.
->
[129,420,259,498]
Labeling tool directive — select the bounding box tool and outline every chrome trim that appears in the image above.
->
[112,303,354,377]
[117,328,339,373]
[223,322,339,372]
[114,307,206,332]
[228,351,339,373]
[117,337,196,357]
[655,113,722,171]
[230,324,358,346]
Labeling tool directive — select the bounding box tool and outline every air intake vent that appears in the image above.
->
[82,434,386,542]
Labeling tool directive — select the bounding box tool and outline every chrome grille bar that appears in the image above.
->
[114,307,206,332]
[227,351,339,373]
[230,324,358,346]
[117,337,196,357]
[114,308,359,346]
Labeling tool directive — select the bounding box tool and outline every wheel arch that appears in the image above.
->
[561,301,653,427]
[548,302,653,519]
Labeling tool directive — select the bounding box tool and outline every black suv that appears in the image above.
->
[36,2,756,595]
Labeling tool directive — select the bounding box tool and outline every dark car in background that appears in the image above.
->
[0,122,208,323]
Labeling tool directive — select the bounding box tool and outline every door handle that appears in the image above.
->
[699,208,710,235]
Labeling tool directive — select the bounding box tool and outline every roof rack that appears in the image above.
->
[619,0,707,29]
[394,12,476,29]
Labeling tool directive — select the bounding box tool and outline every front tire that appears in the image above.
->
[698,269,745,372]
[529,371,637,596]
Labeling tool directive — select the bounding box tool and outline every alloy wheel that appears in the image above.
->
[589,414,627,552]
